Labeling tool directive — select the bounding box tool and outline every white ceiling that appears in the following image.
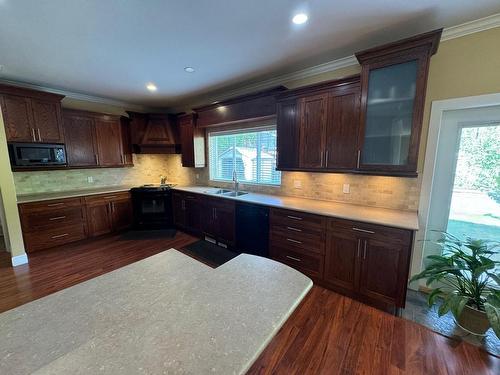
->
[0,0,499,108]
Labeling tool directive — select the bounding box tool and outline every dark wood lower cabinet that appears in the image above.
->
[270,208,413,310]
[19,192,133,252]
[172,192,202,235]
[202,198,235,246]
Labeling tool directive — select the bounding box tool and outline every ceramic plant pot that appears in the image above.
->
[456,305,490,336]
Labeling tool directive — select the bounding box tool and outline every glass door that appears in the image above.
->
[447,125,500,261]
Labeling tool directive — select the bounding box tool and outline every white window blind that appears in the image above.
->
[208,126,281,185]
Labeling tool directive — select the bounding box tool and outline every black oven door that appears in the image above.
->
[131,190,173,229]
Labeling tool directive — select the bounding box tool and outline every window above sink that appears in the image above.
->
[208,126,281,186]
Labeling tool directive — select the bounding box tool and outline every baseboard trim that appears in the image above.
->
[11,253,29,266]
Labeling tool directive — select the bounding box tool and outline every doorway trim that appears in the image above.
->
[411,93,500,283]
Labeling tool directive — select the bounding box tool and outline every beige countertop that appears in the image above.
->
[16,185,134,204]
[174,186,419,231]
[0,250,312,375]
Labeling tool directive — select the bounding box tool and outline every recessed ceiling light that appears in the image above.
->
[292,13,308,25]
[184,67,195,73]
[146,83,157,92]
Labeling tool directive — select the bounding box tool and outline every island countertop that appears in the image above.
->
[173,186,419,231]
[0,250,312,375]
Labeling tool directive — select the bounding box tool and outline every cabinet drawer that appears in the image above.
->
[271,245,324,279]
[19,197,83,213]
[85,192,130,205]
[24,223,86,253]
[270,228,325,255]
[328,218,411,246]
[21,206,85,231]
[270,208,326,230]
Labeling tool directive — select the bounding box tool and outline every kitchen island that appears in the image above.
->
[0,250,312,374]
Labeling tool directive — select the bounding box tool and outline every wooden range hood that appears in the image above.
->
[126,111,181,154]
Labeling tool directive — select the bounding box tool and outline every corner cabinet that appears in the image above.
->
[355,29,442,175]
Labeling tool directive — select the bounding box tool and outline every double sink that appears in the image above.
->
[211,189,248,197]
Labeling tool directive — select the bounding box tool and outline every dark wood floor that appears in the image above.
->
[0,232,498,375]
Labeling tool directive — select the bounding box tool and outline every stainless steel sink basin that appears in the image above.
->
[212,189,232,195]
[223,191,248,197]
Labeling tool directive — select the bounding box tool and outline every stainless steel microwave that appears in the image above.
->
[8,143,67,167]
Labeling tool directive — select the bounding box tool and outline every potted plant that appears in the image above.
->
[411,233,499,338]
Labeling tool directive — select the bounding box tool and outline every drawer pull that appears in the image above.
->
[286,226,302,232]
[287,215,303,221]
[47,203,65,207]
[352,227,375,234]
[286,255,301,262]
[105,196,117,199]
[286,238,302,244]
[49,216,66,221]
[51,233,69,239]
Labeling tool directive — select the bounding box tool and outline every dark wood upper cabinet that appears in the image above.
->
[325,85,361,169]
[276,99,299,170]
[177,113,205,168]
[62,109,131,168]
[276,75,361,172]
[62,111,98,167]
[193,86,286,128]
[355,29,442,175]
[1,94,34,142]
[95,117,124,166]
[298,93,329,169]
[30,98,64,143]
[127,111,180,154]
[0,84,64,143]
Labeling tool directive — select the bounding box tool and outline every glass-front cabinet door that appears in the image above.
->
[356,29,442,176]
[361,60,418,167]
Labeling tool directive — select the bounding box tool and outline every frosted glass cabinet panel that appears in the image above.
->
[361,60,418,166]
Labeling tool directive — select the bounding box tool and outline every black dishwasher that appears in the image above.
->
[235,203,269,257]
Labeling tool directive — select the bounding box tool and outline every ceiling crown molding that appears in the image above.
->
[441,13,500,41]
[0,78,154,112]
[184,13,500,109]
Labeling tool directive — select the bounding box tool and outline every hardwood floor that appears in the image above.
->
[0,231,498,374]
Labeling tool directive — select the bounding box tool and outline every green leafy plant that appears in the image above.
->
[410,232,500,338]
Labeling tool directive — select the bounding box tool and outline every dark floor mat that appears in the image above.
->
[119,229,177,240]
[182,240,238,267]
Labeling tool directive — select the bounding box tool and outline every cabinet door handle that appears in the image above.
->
[286,255,301,262]
[95,154,99,165]
[286,238,302,244]
[105,196,117,199]
[287,215,303,221]
[363,241,367,259]
[214,207,217,220]
[31,128,36,142]
[51,233,69,239]
[49,216,66,221]
[286,226,302,232]
[352,227,375,234]
[325,150,329,168]
[111,202,115,213]
[37,128,42,142]
[357,239,361,258]
[120,154,124,164]
[320,151,324,167]
[356,150,361,169]
[47,203,64,207]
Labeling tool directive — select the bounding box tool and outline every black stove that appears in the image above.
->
[131,184,176,229]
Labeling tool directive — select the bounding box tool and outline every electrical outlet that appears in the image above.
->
[87,176,94,183]
[343,183,350,194]
[293,180,302,189]
[196,173,200,180]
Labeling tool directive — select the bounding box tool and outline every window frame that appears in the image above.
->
[207,125,281,186]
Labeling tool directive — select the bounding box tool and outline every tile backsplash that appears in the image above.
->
[14,154,419,211]
[14,154,195,195]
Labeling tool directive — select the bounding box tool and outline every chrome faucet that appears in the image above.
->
[232,170,239,194]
